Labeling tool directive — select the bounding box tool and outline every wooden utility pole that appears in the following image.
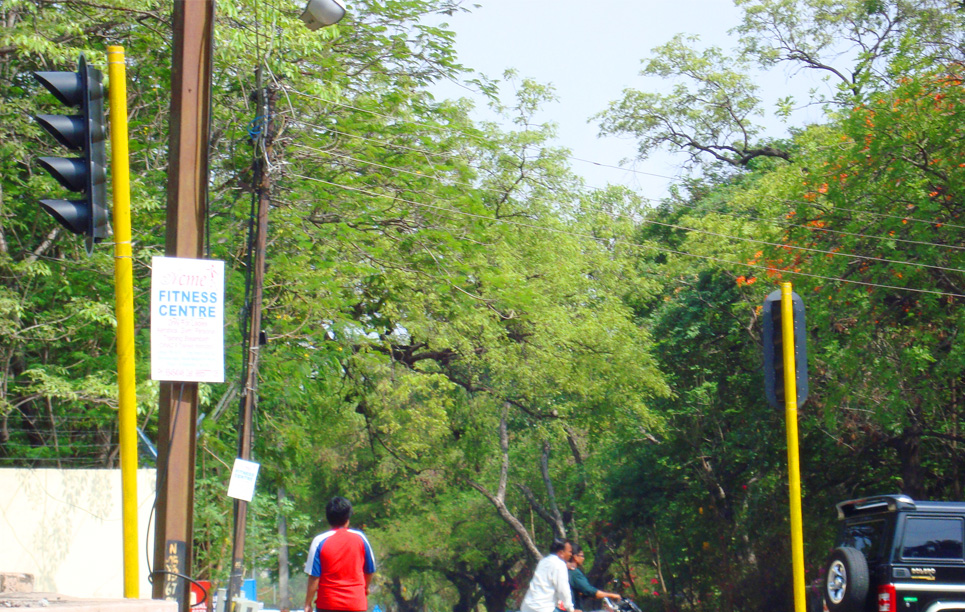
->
[153,2,214,611]
[227,65,272,605]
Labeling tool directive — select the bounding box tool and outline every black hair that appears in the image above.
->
[549,538,570,554]
[326,496,353,527]
[571,544,583,555]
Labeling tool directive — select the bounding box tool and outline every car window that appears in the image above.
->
[901,517,965,560]
[840,520,885,559]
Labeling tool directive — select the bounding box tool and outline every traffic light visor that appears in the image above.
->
[40,199,90,236]
[33,71,84,107]
[38,157,86,192]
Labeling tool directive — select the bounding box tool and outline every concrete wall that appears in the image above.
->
[0,468,156,598]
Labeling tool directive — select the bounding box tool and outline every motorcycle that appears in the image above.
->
[602,597,642,612]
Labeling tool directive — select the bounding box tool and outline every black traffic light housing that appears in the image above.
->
[33,54,108,254]
[762,289,808,409]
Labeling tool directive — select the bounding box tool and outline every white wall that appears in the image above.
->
[0,468,156,598]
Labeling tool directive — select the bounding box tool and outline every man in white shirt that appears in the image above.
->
[521,539,581,612]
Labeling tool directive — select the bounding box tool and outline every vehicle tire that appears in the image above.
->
[824,547,870,612]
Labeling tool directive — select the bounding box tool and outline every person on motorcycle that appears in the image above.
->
[521,539,581,612]
[567,545,621,611]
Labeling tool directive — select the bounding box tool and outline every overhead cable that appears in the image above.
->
[286,173,965,299]
[286,143,964,274]
[285,89,965,229]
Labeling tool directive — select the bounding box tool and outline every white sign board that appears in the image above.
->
[151,256,225,382]
[226,458,260,502]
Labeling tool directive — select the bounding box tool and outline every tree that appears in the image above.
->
[591,3,965,611]
[597,0,965,169]
[0,0,169,466]
[596,35,782,169]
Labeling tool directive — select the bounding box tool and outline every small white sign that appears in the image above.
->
[151,256,225,382]
[227,458,261,502]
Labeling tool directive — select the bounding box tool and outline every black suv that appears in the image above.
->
[818,494,965,612]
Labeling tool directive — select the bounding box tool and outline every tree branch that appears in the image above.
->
[465,404,542,562]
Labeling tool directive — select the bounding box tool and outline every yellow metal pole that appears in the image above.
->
[108,45,139,599]
[781,281,806,612]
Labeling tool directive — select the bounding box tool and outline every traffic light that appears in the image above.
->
[33,54,108,254]
[762,288,808,409]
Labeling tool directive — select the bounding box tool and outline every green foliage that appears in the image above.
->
[596,35,769,168]
[5,2,965,612]
[590,2,965,611]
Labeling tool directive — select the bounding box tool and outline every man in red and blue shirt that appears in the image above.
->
[303,497,377,612]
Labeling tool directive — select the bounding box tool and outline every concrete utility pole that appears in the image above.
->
[152,2,214,611]
[227,65,273,606]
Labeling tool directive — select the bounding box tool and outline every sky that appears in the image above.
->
[430,0,830,201]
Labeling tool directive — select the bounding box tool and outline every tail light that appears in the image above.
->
[878,584,897,612]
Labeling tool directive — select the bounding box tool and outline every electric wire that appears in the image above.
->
[286,116,965,256]
[151,572,209,606]
[811,201,965,231]
[286,172,965,299]
[0,457,116,464]
[0,439,123,448]
[673,200,965,253]
[291,142,484,193]
[285,88,965,230]
[18,30,958,446]
[291,119,462,160]
[638,217,963,274]
[568,155,677,181]
[290,89,688,183]
[289,114,678,183]
[3,415,143,421]
[145,381,185,580]
[286,143,963,275]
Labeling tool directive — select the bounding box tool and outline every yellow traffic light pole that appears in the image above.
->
[107,46,139,598]
[781,281,806,612]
